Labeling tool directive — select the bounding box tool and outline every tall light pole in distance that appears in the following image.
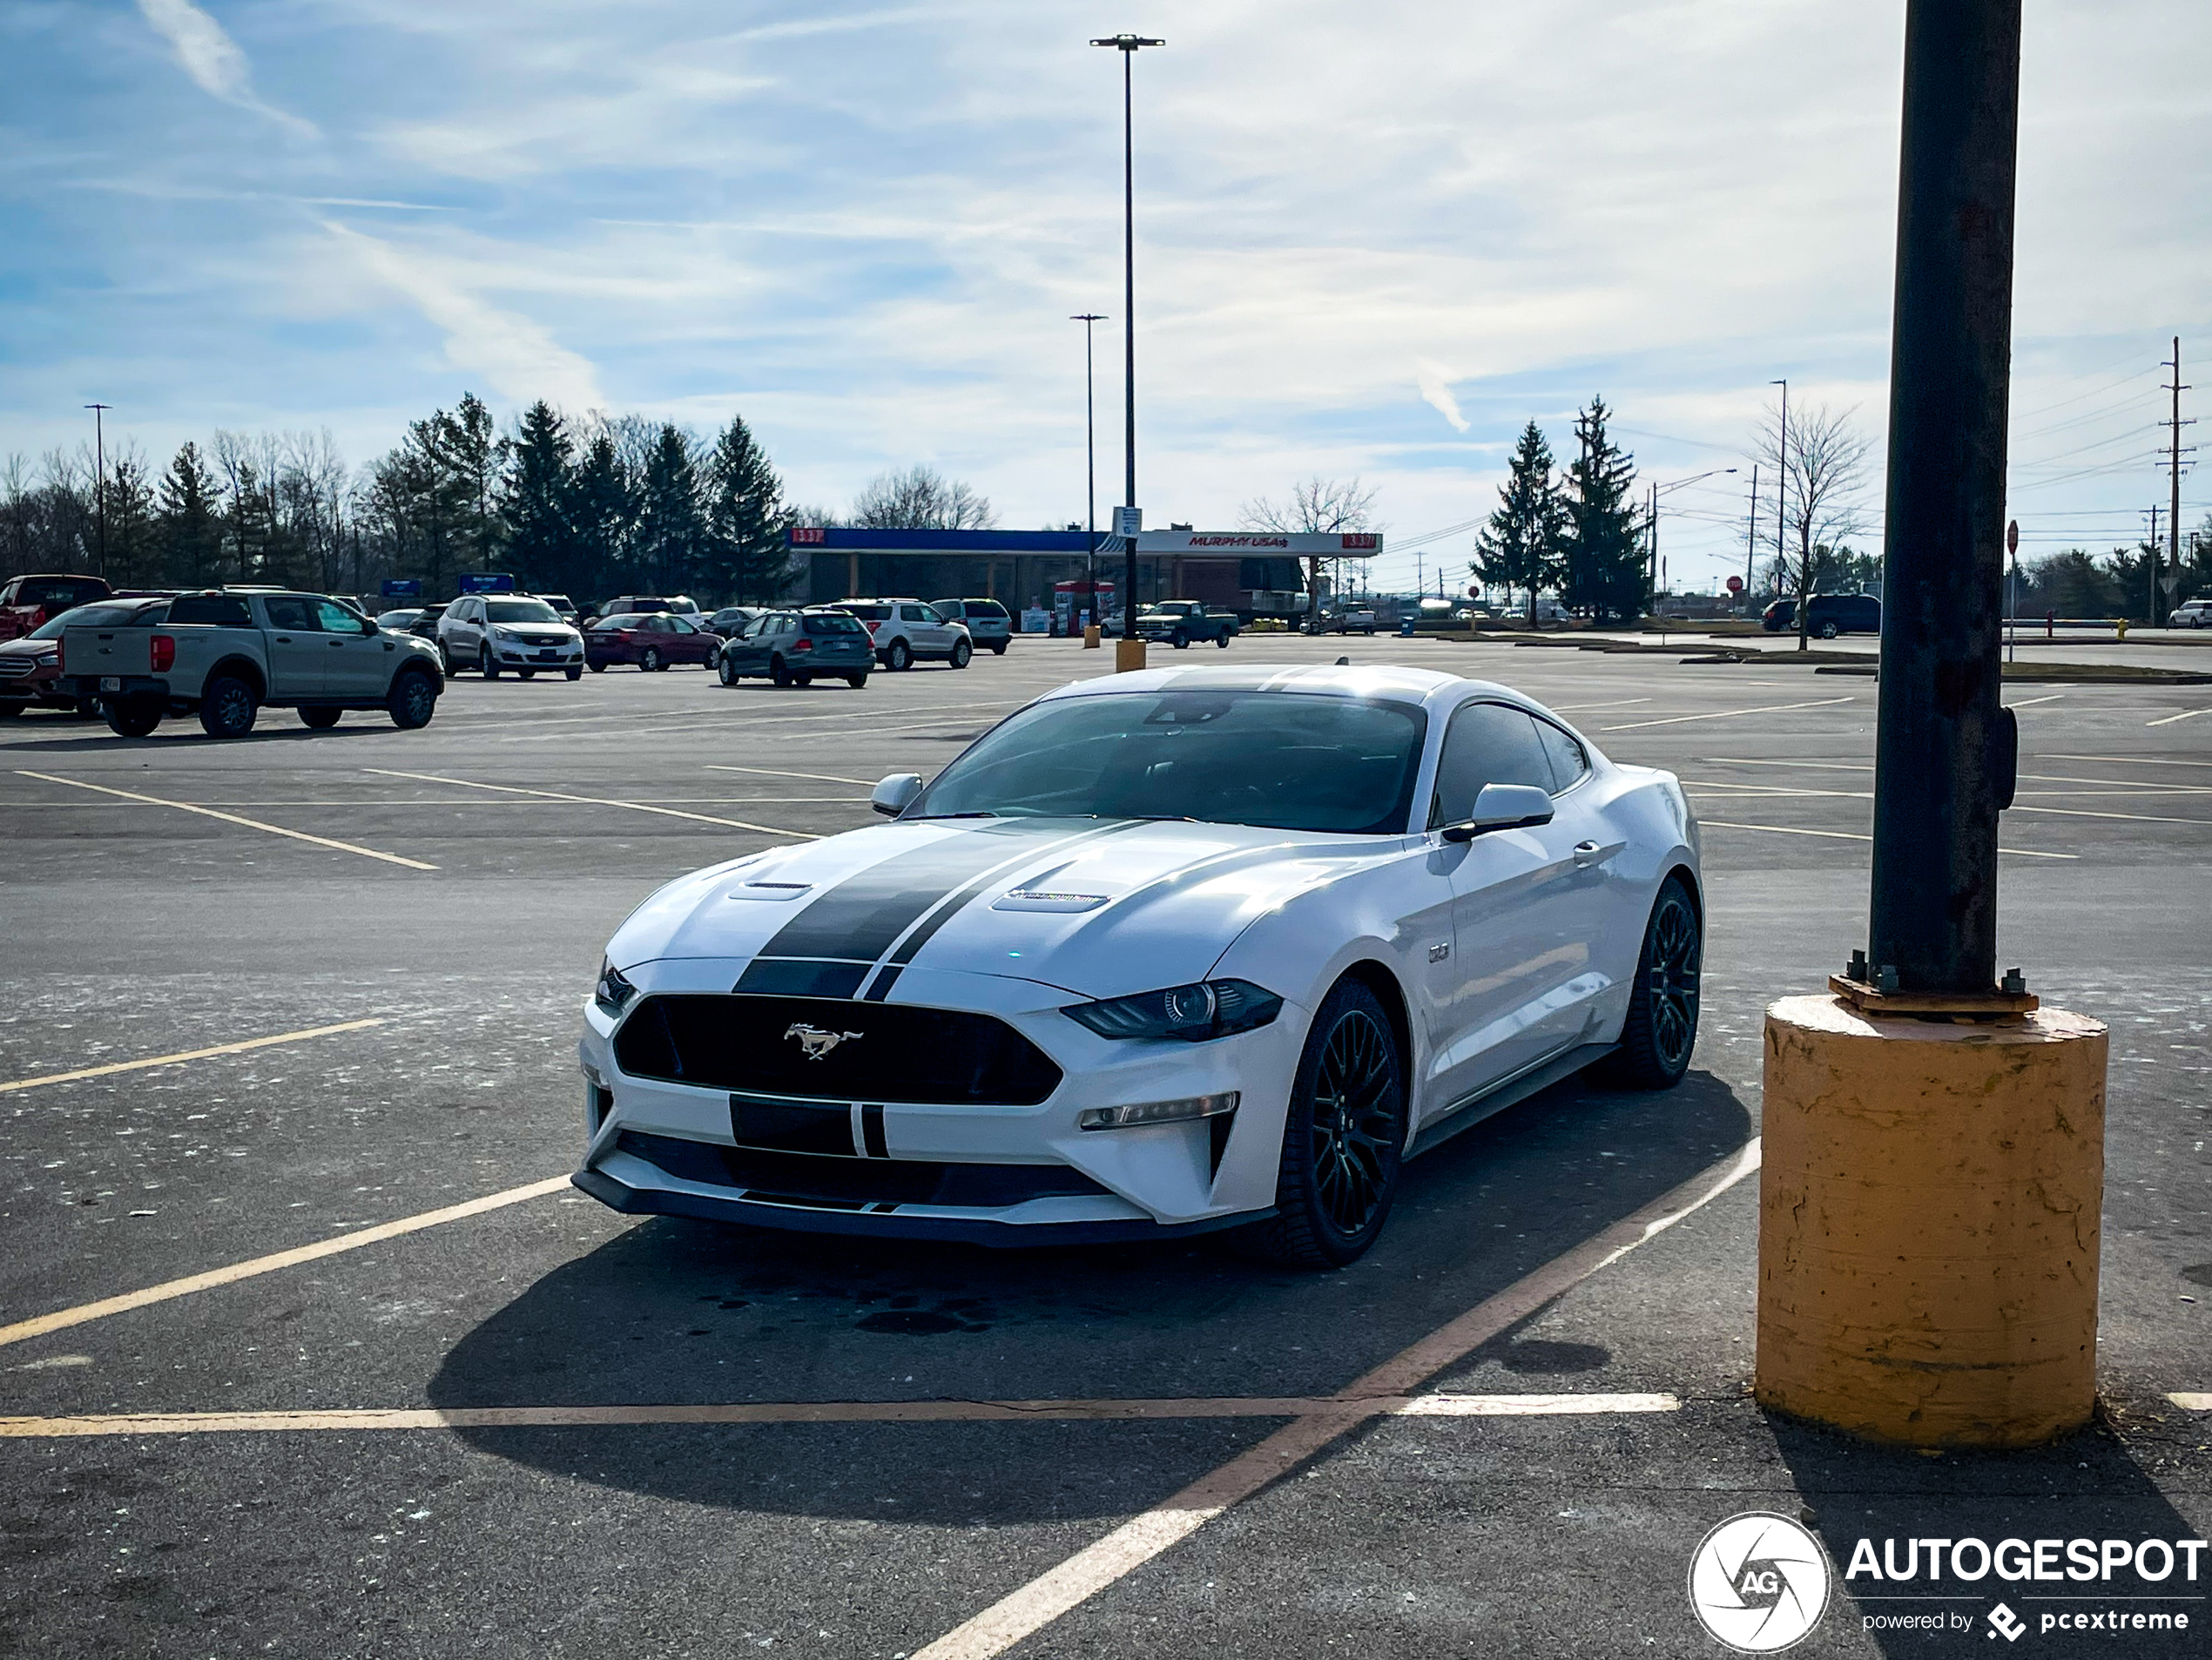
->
[1771,378,1802,647]
[1091,31,1163,668]
[84,403,111,577]
[1072,313,1107,643]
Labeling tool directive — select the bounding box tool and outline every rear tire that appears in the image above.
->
[640,647,664,672]
[1237,977,1407,1270]
[949,638,972,670]
[1598,876,1701,1090]
[386,669,438,731]
[1215,631,1232,648]
[589,659,606,672]
[989,641,1008,655]
[769,655,792,687]
[199,674,259,739]
[846,673,868,689]
[103,698,161,738]
[793,672,813,687]
[1817,621,1839,640]
[518,669,536,680]
[299,705,342,731]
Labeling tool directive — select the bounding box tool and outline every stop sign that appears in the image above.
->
[1726,575,1744,594]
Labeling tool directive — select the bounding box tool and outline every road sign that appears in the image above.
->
[1112,506,1143,538]
[2006,519,2019,556]
[380,578,421,599]
[1726,575,1744,594]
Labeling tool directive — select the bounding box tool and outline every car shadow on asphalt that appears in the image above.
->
[1770,1407,2207,1656]
[0,725,403,752]
[426,1068,1753,1523]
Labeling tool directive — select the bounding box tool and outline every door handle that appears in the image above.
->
[273,635,292,643]
[1573,840,1624,868]
[329,639,345,647]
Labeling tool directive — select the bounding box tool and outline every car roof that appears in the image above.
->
[1035,662,1487,711]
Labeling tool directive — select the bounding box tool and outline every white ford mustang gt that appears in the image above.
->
[575,663,1702,1267]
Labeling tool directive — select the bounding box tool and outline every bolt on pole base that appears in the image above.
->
[1756,994,2106,1448]
[1113,638,1147,673]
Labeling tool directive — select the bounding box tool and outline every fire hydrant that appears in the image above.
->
[2116,617,2129,641]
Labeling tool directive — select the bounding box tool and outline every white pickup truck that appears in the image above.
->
[60,589,445,739]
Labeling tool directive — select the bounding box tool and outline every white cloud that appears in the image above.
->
[135,0,317,137]
[323,222,605,410]
[1415,361,1470,433]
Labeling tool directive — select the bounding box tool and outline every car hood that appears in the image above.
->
[607,816,1406,999]
[0,637,55,659]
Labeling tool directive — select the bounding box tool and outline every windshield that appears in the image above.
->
[36,603,158,638]
[804,614,866,636]
[486,600,561,624]
[914,691,1428,835]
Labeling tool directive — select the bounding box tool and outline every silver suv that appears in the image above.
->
[438,595,584,679]
[930,598,1013,655]
[835,599,972,671]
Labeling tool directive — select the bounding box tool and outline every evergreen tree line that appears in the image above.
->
[1470,398,1649,624]
[0,394,795,608]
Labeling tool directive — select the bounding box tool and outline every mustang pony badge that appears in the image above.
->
[784,1022,863,1061]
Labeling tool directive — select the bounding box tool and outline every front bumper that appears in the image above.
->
[493,641,583,666]
[574,962,1305,1244]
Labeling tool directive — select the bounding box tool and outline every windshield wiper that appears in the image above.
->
[909,810,1001,820]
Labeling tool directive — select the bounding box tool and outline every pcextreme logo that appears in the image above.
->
[1689,1512,1833,1652]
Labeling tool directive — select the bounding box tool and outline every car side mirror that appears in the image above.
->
[1440,782,1555,842]
[871,773,923,817]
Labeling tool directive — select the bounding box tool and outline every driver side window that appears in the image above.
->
[1429,702,1555,827]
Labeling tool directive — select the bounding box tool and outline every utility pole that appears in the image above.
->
[1091,33,1163,665]
[2162,337,2193,626]
[84,403,111,578]
[1073,313,1107,639]
[2147,504,2161,624]
[1743,463,1760,609]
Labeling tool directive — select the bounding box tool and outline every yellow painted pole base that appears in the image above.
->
[1114,638,1148,672]
[1756,995,2107,1448]
[1082,625,1102,649]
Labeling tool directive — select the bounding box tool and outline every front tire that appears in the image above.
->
[640,647,663,673]
[718,653,740,686]
[1170,628,1190,650]
[479,644,500,679]
[1600,876,1701,1090]
[299,705,342,730]
[103,698,161,738]
[1817,621,1839,640]
[1239,978,1407,1270]
[199,674,259,739]
[386,669,438,731]
[565,665,583,681]
[949,638,972,670]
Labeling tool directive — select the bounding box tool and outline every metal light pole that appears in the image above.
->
[1743,463,1761,612]
[84,403,111,577]
[1770,378,1797,645]
[1091,32,1163,662]
[1072,313,1107,639]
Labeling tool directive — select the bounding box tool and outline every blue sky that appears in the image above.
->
[3,0,2206,592]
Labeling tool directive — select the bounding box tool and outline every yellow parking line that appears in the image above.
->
[15,771,436,870]
[0,1393,1680,1439]
[0,1175,570,1352]
[1599,696,1857,732]
[361,769,819,838]
[1698,819,2077,860]
[0,1018,386,1096]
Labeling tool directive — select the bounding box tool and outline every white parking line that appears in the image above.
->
[705,764,880,786]
[2007,803,2211,828]
[361,769,821,838]
[0,1175,570,1353]
[2147,708,2211,727]
[13,771,437,870]
[0,1018,387,1096]
[1598,697,1856,732]
[0,1393,1682,1440]
[2006,694,2065,708]
[2171,1393,2212,1411]
[908,1142,1761,1660]
[1698,819,2077,859]
[2046,754,2212,767]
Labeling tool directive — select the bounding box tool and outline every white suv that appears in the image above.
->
[438,595,584,678]
[835,599,972,671]
[2169,598,2211,629]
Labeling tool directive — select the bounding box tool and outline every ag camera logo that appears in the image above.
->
[1689,1512,1833,1652]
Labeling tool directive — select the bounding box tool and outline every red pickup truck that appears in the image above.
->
[0,573,111,642]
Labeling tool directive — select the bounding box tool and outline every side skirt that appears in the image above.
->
[1406,1042,1618,1160]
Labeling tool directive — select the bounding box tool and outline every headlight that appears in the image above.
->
[491,627,516,641]
[1062,979,1282,1042]
[594,958,637,1018]
[1079,1091,1238,1130]
[35,652,57,667]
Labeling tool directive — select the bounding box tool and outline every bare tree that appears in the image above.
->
[1238,476,1379,627]
[850,464,997,530]
[1757,402,1873,651]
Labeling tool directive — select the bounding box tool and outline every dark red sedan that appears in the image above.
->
[583,611,720,671]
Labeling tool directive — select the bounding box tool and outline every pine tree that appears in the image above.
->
[499,402,575,595]
[1471,422,1566,623]
[1561,398,1645,624]
[632,423,705,596]
[155,442,223,588]
[702,415,790,604]
[568,432,636,603]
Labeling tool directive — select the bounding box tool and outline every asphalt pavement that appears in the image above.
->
[0,633,2205,1658]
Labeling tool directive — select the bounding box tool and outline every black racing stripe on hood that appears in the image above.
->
[734,958,870,998]
[749,819,1103,968]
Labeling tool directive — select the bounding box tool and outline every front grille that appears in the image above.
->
[615,1130,1108,1209]
[0,659,36,678]
[612,994,1063,1106]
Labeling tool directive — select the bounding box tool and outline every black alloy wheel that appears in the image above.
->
[1602,876,1701,1089]
[1817,621,1839,640]
[1239,976,1407,1270]
[198,674,259,739]
[103,698,160,738]
[386,669,437,731]
[640,646,663,673]
[299,705,342,730]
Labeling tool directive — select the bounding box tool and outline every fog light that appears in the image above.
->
[1077,1090,1238,1131]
